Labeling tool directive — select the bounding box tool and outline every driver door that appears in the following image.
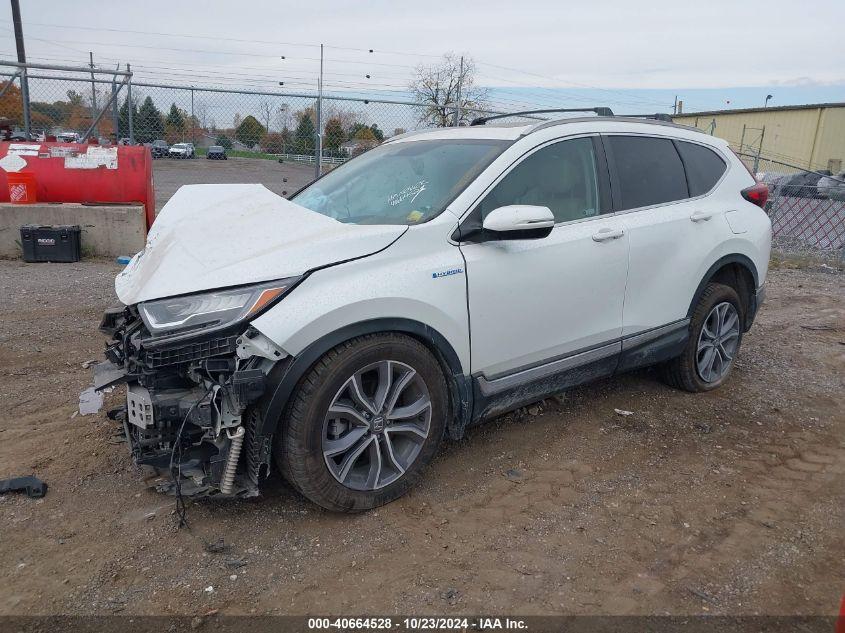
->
[458,136,629,406]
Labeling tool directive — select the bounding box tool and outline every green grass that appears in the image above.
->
[194,147,279,161]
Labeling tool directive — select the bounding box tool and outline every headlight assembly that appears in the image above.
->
[138,277,299,336]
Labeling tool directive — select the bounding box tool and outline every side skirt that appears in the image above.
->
[616,319,690,374]
[469,319,690,425]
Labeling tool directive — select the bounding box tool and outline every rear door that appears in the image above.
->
[605,134,730,336]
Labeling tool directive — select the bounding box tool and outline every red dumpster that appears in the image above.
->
[0,142,155,230]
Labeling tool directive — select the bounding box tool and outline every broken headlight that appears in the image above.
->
[138,277,299,336]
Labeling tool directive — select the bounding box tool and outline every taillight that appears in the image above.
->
[741,182,769,209]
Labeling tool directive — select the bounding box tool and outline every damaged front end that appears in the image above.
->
[96,288,291,498]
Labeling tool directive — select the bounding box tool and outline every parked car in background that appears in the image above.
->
[151,140,170,158]
[206,145,228,160]
[771,170,832,199]
[57,132,80,143]
[169,142,195,159]
[99,113,772,511]
[816,171,845,199]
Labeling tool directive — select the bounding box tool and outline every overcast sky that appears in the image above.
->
[2,0,843,112]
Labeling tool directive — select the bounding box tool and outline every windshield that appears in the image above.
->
[293,138,509,225]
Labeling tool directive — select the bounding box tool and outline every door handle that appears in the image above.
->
[592,227,624,242]
[690,210,714,222]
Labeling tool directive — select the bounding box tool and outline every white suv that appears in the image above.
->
[97,113,772,511]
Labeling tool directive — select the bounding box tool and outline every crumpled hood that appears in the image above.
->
[115,184,406,305]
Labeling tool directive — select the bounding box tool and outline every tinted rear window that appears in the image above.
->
[608,136,688,210]
[675,141,727,196]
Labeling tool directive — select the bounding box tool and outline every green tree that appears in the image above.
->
[323,116,345,154]
[293,113,315,154]
[66,90,85,107]
[370,123,384,141]
[215,134,233,150]
[117,95,138,139]
[164,103,186,143]
[135,96,163,143]
[235,115,266,148]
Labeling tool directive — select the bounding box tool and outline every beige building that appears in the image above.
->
[672,102,845,173]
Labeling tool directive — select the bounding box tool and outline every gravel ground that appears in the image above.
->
[0,260,842,617]
[153,156,315,211]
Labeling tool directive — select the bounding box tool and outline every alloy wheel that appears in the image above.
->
[696,301,740,383]
[322,360,432,491]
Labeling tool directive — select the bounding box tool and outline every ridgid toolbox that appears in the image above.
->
[20,224,81,263]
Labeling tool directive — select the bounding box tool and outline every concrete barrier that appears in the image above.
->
[0,202,146,259]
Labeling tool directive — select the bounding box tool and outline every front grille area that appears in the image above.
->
[146,335,238,368]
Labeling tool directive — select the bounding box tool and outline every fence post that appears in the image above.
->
[126,63,134,144]
[314,44,324,179]
[190,87,195,144]
[739,124,746,154]
[111,70,119,141]
[453,55,463,127]
[753,125,765,174]
[89,51,98,139]
[19,65,30,139]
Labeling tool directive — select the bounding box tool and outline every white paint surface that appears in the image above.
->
[0,153,27,173]
[64,146,118,170]
[115,184,406,304]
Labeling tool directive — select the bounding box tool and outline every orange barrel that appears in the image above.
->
[7,171,37,203]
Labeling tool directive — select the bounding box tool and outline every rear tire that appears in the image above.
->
[275,333,448,512]
[662,282,744,392]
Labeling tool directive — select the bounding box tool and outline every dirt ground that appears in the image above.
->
[152,156,315,211]
[0,260,842,617]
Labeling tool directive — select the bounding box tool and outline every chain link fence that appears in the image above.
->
[0,61,536,166]
[3,61,842,261]
[735,153,845,261]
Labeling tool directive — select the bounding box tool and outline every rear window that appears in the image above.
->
[607,136,688,210]
[675,141,727,196]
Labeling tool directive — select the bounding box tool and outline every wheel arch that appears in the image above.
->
[687,254,759,331]
[254,318,472,453]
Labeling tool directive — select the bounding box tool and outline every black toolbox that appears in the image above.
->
[20,225,82,263]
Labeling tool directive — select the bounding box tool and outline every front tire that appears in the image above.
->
[662,282,744,392]
[275,333,448,512]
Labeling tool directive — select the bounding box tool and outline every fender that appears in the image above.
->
[253,318,473,455]
[687,253,759,329]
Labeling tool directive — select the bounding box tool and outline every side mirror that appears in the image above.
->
[481,205,555,240]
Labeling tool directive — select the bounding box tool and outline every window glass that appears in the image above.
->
[293,139,509,225]
[477,137,600,223]
[675,141,727,196]
[608,136,688,209]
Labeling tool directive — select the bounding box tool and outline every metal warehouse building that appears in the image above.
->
[672,102,845,174]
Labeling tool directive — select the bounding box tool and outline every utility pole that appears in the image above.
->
[10,0,31,139]
[453,55,464,127]
[673,95,678,116]
[89,51,99,139]
[315,43,324,178]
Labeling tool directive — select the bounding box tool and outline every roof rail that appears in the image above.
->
[470,107,614,126]
[616,113,674,122]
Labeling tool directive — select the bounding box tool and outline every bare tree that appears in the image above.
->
[195,101,208,129]
[258,99,273,134]
[275,103,291,132]
[409,53,487,127]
